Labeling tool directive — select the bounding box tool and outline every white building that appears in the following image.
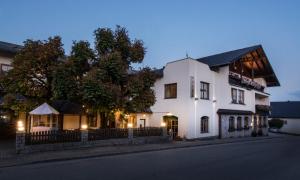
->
[146,45,280,139]
[0,41,22,122]
[270,101,300,135]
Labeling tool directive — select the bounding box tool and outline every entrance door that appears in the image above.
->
[163,116,178,138]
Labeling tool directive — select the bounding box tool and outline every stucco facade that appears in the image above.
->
[148,56,274,139]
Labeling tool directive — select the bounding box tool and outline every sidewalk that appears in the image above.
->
[0,134,284,168]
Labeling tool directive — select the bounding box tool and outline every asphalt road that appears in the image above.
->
[0,136,299,180]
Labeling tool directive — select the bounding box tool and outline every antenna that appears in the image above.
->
[186,51,189,58]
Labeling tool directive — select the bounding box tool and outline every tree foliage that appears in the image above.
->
[1,26,158,126]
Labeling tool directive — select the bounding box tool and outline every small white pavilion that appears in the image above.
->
[29,103,60,132]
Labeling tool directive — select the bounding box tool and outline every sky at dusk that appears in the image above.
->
[1,0,300,101]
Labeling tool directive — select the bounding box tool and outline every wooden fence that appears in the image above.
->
[133,127,163,137]
[25,130,81,145]
[88,128,129,141]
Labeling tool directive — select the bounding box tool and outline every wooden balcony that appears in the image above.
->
[229,71,265,92]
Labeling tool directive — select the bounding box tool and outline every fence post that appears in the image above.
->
[162,127,167,137]
[128,128,133,141]
[168,129,173,141]
[16,131,25,154]
[81,129,88,144]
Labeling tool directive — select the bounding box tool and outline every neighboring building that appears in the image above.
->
[0,41,22,122]
[270,101,300,135]
[0,41,22,73]
[147,45,280,139]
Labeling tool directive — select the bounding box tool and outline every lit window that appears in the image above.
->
[88,113,97,128]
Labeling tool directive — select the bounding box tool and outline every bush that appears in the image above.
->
[268,119,284,129]
[0,122,16,139]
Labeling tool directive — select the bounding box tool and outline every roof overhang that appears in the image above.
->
[198,45,280,87]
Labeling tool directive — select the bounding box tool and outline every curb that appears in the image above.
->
[0,136,282,168]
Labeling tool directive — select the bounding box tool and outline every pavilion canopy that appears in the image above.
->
[29,103,60,115]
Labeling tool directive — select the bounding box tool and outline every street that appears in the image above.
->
[0,136,299,180]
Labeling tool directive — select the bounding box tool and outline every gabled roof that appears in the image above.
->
[270,101,300,119]
[197,45,280,87]
[197,45,261,67]
[29,103,60,115]
[0,41,22,54]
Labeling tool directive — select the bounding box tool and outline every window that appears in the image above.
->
[228,116,235,132]
[238,90,244,104]
[165,83,177,99]
[88,113,97,128]
[231,88,237,103]
[237,117,242,131]
[254,116,257,128]
[0,64,12,73]
[231,88,245,104]
[200,82,209,100]
[244,117,249,129]
[190,76,195,98]
[258,116,262,128]
[52,115,58,128]
[201,116,209,133]
[32,115,50,127]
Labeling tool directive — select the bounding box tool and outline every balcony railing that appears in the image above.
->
[229,71,265,92]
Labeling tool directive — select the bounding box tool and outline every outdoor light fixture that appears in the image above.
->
[166,112,173,116]
[81,124,88,130]
[17,120,24,132]
[161,122,166,127]
[143,114,146,117]
[127,123,133,128]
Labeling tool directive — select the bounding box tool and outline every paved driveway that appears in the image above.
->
[0,135,299,180]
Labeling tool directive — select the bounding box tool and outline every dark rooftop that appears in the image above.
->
[197,45,280,87]
[270,101,300,119]
[0,41,23,54]
[51,100,84,114]
[197,45,261,67]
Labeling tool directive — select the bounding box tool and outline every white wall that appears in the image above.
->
[149,58,271,139]
[63,115,80,130]
[0,56,13,65]
[280,118,300,135]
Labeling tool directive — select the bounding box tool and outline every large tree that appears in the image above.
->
[82,26,157,127]
[52,40,94,102]
[1,36,64,111]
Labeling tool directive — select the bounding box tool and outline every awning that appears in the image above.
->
[29,103,59,115]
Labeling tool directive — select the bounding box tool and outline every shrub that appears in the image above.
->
[268,118,284,129]
[0,122,16,139]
